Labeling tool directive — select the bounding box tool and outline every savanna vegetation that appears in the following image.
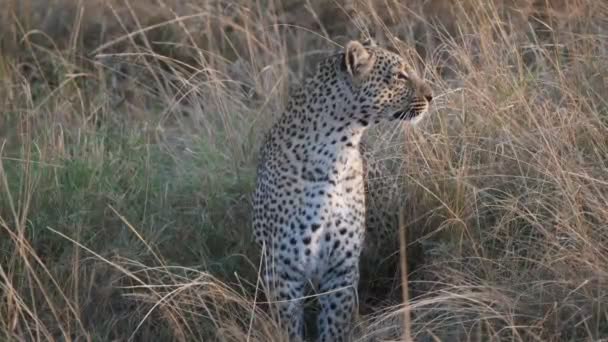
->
[1,0,607,341]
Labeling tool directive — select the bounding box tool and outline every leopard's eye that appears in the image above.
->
[396,72,409,81]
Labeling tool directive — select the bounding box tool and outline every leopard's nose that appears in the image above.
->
[416,78,433,104]
[421,83,433,103]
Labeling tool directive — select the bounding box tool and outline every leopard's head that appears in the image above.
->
[342,40,433,124]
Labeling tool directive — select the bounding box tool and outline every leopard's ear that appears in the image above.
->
[361,37,377,48]
[344,40,375,80]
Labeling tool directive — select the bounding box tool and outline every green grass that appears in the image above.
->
[1,0,608,341]
[0,124,261,341]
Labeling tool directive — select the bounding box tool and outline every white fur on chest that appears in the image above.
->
[289,150,366,281]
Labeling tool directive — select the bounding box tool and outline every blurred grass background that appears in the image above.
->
[1,0,607,341]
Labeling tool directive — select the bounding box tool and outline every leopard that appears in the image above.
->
[252,38,433,341]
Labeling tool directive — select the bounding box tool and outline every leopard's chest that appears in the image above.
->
[278,161,365,279]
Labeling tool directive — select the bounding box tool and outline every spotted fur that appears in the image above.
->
[253,40,432,341]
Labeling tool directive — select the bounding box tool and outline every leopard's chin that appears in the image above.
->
[391,109,419,121]
[392,107,428,123]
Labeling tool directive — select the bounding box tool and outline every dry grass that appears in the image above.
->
[1,0,607,341]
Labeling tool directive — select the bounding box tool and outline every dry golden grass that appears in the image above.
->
[1,0,607,341]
